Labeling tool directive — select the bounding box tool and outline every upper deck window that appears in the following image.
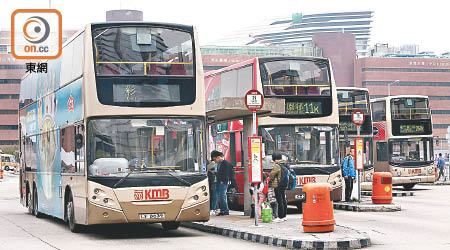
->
[391,98,430,120]
[94,26,193,76]
[260,60,330,97]
[337,90,370,115]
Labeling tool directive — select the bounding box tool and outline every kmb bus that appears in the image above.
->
[371,95,435,190]
[205,57,342,210]
[19,22,209,232]
[336,87,374,190]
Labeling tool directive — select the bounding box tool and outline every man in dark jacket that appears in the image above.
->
[210,150,237,216]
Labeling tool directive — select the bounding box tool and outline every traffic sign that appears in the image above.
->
[351,110,365,126]
[354,137,364,170]
[245,90,264,112]
[248,136,263,184]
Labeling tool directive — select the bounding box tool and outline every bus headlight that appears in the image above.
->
[397,171,402,176]
[428,168,433,174]
[366,173,372,181]
[201,185,207,192]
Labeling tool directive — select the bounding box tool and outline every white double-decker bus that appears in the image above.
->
[206,57,343,210]
[371,95,434,190]
[19,22,209,232]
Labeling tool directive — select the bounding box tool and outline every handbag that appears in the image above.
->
[262,179,269,195]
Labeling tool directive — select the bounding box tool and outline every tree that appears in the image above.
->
[1,146,19,161]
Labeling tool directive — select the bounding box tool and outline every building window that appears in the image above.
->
[0,125,19,130]
[0,79,21,84]
[0,64,26,70]
[0,45,7,54]
[0,140,18,145]
[0,110,18,114]
[362,68,450,73]
[0,94,19,99]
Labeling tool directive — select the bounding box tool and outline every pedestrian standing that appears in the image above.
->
[437,153,446,181]
[269,152,287,221]
[342,148,356,202]
[210,150,237,216]
[207,160,217,213]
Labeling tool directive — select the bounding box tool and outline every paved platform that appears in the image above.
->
[182,211,370,250]
[360,190,414,197]
[334,200,401,212]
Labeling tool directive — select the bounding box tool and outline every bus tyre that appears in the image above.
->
[33,189,44,218]
[403,184,416,190]
[4,166,9,171]
[67,195,82,233]
[27,189,33,215]
[161,221,180,231]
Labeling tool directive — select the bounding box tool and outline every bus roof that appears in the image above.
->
[336,87,370,92]
[204,56,328,78]
[371,95,429,103]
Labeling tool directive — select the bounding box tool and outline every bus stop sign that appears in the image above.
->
[245,90,264,112]
[351,110,365,126]
[354,137,364,170]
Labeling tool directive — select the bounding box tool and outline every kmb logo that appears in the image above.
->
[11,9,62,59]
[134,189,170,201]
[297,176,317,185]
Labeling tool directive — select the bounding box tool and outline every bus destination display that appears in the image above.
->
[285,101,322,115]
[399,124,425,135]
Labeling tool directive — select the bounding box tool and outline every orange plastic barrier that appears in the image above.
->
[372,172,392,204]
[0,169,3,180]
[302,183,335,233]
[434,166,437,182]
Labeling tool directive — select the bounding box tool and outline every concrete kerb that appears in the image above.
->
[360,191,414,197]
[333,201,401,212]
[181,222,371,250]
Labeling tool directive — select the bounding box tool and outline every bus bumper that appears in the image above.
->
[392,175,435,185]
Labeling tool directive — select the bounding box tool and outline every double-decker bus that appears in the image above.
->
[18,22,209,232]
[205,57,342,210]
[336,87,374,190]
[371,95,434,190]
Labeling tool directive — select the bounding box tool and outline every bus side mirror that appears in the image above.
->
[75,134,83,149]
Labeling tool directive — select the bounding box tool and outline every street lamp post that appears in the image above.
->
[387,80,400,96]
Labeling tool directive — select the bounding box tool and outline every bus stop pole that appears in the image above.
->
[252,111,258,226]
[357,126,361,203]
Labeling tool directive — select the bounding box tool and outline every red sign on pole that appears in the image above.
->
[248,136,263,184]
[245,90,264,112]
[351,110,365,126]
[354,137,364,170]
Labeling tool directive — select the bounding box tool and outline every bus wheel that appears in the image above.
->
[27,189,33,215]
[33,189,44,218]
[403,184,416,190]
[4,166,9,171]
[161,221,180,231]
[67,195,82,233]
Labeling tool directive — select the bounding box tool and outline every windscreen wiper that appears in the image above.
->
[113,168,137,188]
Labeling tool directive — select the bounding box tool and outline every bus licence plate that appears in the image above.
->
[139,213,165,219]
[410,178,420,182]
[295,194,306,200]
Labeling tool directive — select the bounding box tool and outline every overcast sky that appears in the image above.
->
[1,0,449,54]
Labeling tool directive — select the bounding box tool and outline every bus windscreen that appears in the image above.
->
[260,59,330,97]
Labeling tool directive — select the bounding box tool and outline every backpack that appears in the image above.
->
[278,163,296,190]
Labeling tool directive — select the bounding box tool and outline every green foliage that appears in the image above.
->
[1,146,19,160]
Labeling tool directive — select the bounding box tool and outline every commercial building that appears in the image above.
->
[354,56,450,151]
[211,11,373,58]
[0,30,77,149]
